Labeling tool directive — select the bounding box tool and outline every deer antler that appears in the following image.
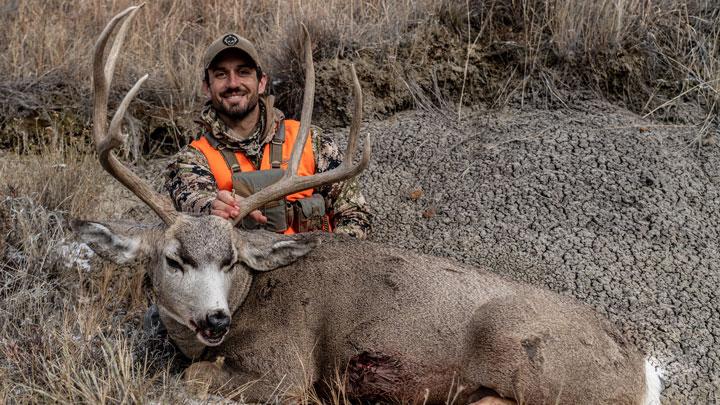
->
[93,4,178,224]
[231,26,371,225]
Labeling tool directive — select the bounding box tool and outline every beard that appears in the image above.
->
[212,87,259,121]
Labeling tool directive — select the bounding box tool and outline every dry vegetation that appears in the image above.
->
[0,0,718,403]
[1,0,718,146]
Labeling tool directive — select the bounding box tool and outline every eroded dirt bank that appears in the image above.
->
[327,95,719,403]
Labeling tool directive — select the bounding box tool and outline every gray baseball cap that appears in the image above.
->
[203,33,260,70]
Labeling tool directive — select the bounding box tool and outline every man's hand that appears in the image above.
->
[211,190,268,223]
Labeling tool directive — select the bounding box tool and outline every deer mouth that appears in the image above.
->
[189,319,227,346]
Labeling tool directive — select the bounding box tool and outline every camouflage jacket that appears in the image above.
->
[165,98,373,239]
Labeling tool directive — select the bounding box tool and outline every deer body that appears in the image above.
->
[205,233,647,404]
[73,216,654,404]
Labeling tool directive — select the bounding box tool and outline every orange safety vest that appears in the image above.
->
[190,120,328,234]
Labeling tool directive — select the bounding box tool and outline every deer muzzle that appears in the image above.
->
[191,309,231,346]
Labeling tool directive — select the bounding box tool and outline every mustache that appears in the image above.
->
[221,88,247,98]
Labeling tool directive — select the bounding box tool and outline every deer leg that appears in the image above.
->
[467,387,517,405]
[465,295,646,405]
[469,398,517,405]
[185,339,320,402]
[185,357,234,394]
[185,357,287,400]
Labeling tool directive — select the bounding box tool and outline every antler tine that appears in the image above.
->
[346,64,371,168]
[285,23,316,177]
[231,26,371,225]
[93,4,179,224]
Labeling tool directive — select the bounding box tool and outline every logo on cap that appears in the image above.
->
[223,34,239,46]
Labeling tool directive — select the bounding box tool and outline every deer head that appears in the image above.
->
[71,4,369,349]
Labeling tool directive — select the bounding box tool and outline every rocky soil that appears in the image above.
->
[325,95,720,403]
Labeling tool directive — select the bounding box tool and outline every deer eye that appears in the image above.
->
[165,256,183,272]
[221,259,238,273]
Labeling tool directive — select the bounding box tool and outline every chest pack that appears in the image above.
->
[201,122,330,233]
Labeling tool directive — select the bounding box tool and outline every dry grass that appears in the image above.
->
[0,0,719,403]
[469,1,718,123]
[0,0,469,138]
[0,0,715,137]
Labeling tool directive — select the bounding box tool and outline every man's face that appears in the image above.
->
[203,50,267,123]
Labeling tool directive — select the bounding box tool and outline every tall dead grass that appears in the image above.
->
[0,126,194,403]
[1,0,715,139]
[0,0,460,122]
[470,0,718,123]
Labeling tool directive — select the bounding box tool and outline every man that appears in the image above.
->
[165,33,372,238]
[145,34,372,338]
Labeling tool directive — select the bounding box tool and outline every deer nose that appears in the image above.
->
[206,310,231,335]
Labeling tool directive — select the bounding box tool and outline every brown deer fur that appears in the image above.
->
[71,215,650,404]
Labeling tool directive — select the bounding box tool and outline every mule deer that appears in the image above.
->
[71,5,662,404]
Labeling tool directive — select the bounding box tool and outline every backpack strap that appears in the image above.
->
[270,121,285,169]
[204,133,242,174]
[203,120,285,173]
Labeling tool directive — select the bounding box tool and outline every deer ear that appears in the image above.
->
[70,219,158,264]
[238,231,319,271]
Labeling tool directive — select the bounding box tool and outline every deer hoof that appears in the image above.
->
[469,397,517,405]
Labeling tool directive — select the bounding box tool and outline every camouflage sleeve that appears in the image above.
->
[165,145,217,214]
[311,126,373,239]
